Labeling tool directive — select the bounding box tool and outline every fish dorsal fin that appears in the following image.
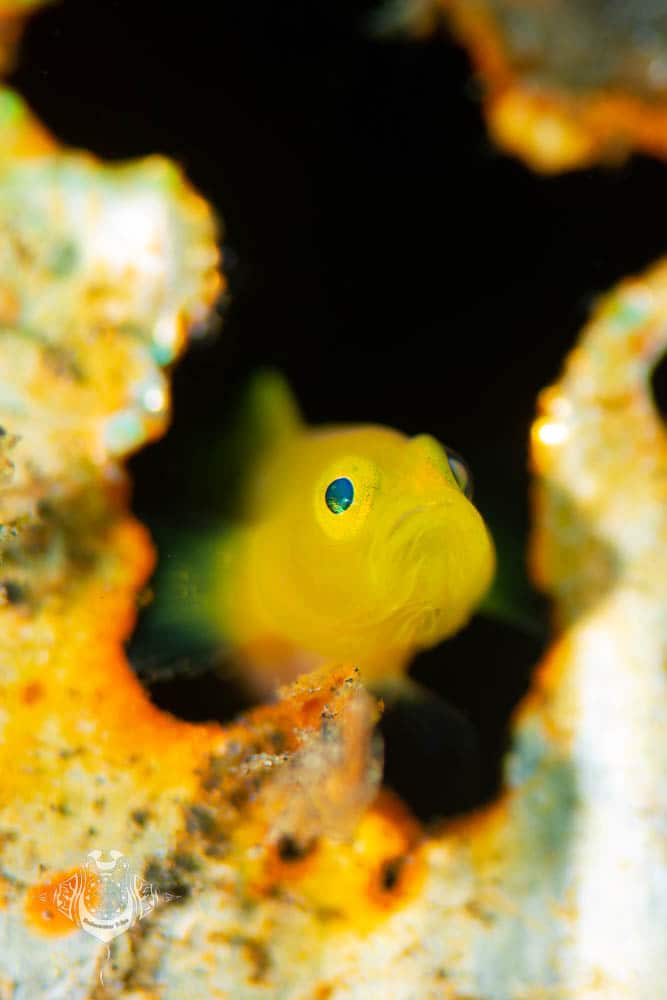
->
[230,370,303,520]
[243,369,302,450]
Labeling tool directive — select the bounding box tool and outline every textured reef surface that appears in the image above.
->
[432,0,667,170]
[1,3,667,998]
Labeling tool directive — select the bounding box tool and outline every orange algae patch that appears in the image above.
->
[21,680,43,704]
[24,868,88,937]
[362,792,426,912]
[239,668,355,747]
[251,790,425,932]
[0,516,224,817]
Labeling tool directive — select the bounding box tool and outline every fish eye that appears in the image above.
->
[325,476,355,514]
[446,449,473,500]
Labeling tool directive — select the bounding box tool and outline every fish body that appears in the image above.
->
[206,374,495,689]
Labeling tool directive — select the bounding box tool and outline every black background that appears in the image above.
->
[13,0,667,819]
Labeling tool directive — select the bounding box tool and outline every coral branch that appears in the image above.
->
[434,0,667,171]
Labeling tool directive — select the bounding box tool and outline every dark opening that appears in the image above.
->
[380,617,546,822]
[651,351,667,424]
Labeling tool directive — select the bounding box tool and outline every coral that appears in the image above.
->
[0,85,221,610]
[0,23,418,997]
[0,88,54,157]
[431,0,667,171]
[1,3,666,997]
[2,202,666,994]
[0,0,50,75]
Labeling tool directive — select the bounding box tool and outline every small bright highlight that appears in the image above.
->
[536,420,569,446]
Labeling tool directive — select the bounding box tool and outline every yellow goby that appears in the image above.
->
[210,374,496,689]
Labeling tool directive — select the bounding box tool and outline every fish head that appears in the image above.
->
[254,426,495,658]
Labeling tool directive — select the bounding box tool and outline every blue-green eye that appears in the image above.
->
[446,449,473,499]
[325,477,355,514]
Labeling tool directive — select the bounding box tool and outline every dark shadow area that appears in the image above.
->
[651,349,667,424]
[148,667,255,725]
[378,683,484,821]
[410,616,546,811]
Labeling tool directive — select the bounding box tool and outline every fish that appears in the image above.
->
[185,371,496,693]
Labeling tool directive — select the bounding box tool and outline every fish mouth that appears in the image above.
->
[370,503,452,610]
[367,497,493,648]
